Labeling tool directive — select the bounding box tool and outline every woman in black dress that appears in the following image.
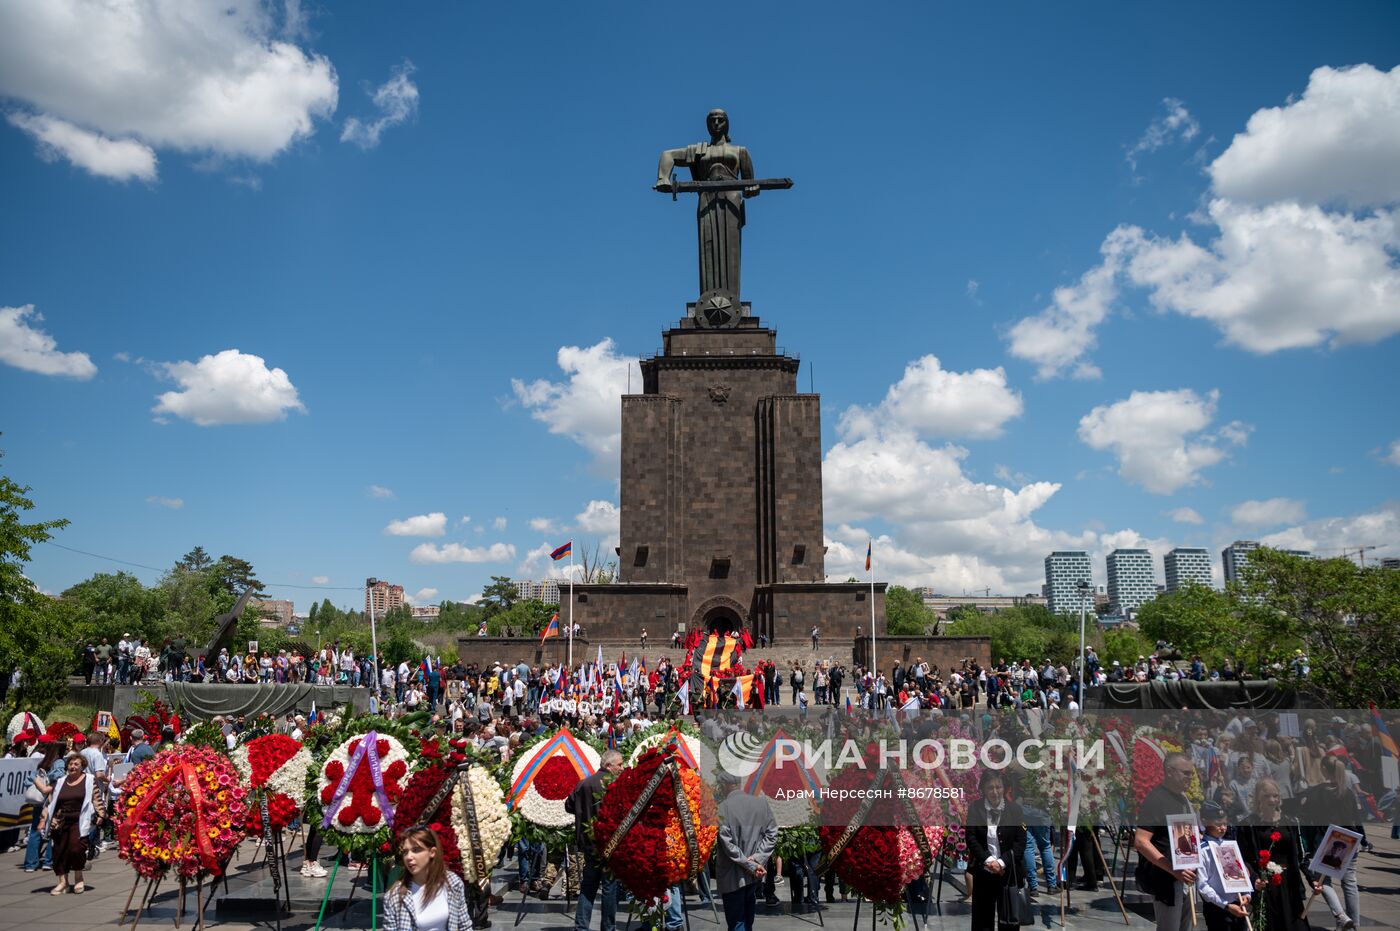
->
[1237,778,1320,931]
[38,752,100,895]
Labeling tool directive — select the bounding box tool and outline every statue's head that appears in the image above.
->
[706,108,730,142]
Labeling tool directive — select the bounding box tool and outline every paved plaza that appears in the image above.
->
[0,830,1395,931]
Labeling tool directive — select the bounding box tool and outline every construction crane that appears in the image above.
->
[1340,545,1380,567]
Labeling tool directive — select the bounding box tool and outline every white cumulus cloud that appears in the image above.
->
[152,349,305,426]
[492,517,507,532]
[341,60,418,149]
[0,304,97,378]
[145,495,183,509]
[575,500,620,537]
[1165,507,1205,525]
[8,112,156,181]
[1230,497,1306,529]
[839,354,1023,440]
[1210,64,1400,209]
[1259,502,1400,561]
[384,512,447,537]
[366,484,395,499]
[1006,64,1400,377]
[406,587,438,605]
[529,517,560,534]
[1077,389,1239,494]
[512,338,639,473]
[410,542,516,565]
[0,0,338,180]
[1383,440,1400,467]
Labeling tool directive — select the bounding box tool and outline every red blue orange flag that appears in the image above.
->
[551,541,572,561]
[865,540,872,572]
[540,613,560,642]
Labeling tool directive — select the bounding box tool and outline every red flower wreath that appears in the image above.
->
[393,765,465,878]
[817,760,945,905]
[592,746,718,903]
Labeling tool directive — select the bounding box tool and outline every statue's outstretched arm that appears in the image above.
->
[740,147,758,198]
[655,147,690,191]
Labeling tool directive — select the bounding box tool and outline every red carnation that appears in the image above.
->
[1269,831,1282,843]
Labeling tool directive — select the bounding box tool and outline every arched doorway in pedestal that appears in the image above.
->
[691,596,748,636]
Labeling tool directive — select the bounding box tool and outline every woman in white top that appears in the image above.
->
[384,825,470,931]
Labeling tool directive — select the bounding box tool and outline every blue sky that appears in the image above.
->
[3,1,1399,610]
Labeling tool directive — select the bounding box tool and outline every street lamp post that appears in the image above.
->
[366,577,382,712]
[1076,579,1091,710]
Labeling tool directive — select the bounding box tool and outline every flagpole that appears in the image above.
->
[567,545,574,672]
[868,546,877,692]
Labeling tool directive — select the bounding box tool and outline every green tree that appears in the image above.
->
[1136,583,1245,664]
[175,546,213,573]
[480,576,518,619]
[488,599,555,637]
[62,571,166,643]
[0,449,82,714]
[885,585,936,635]
[1240,548,1400,707]
[1100,627,1154,668]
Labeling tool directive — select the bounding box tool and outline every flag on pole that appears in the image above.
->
[678,680,691,715]
[540,613,560,642]
[1370,703,1400,789]
[845,695,852,714]
[732,679,745,710]
[865,540,872,572]
[550,541,572,561]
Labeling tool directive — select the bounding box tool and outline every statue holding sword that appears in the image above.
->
[655,109,792,326]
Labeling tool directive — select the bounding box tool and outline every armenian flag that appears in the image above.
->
[1371,703,1399,789]
[865,540,872,572]
[540,613,560,642]
[550,541,572,561]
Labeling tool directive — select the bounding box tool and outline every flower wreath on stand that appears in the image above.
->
[816,752,946,929]
[592,742,719,921]
[743,730,827,872]
[305,717,419,863]
[505,727,603,850]
[6,711,44,742]
[1131,727,1204,811]
[117,743,249,880]
[394,737,475,878]
[622,721,705,771]
[232,733,313,835]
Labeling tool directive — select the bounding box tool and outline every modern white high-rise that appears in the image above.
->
[1107,548,1156,615]
[1044,551,1092,617]
[1165,547,1213,592]
[1222,540,1260,584]
[513,579,562,604]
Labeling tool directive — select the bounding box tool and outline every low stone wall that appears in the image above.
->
[454,636,593,670]
[852,635,992,676]
[67,682,369,723]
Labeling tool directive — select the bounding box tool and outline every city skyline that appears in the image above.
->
[4,4,1398,607]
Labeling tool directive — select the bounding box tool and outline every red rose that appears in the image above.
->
[1269,831,1282,843]
[1257,850,1271,865]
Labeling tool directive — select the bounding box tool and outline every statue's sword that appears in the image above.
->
[663,176,794,201]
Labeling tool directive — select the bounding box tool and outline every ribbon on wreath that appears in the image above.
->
[118,760,222,875]
[815,767,890,876]
[321,730,396,830]
[456,764,491,890]
[601,745,702,877]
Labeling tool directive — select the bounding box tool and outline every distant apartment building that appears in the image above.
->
[1164,547,1213,592]
[248,597,295,628]
[1044,551,1093,617]
[1107,549,1156,615]
[1382,557,1400,571]
[366,580,405,615]
[514,579,562,604]
[1222,541,1260,584]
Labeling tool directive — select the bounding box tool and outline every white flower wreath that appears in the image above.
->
[452,764,512,886]
[231,739,313,807]
[509,735,600,828]
[627,729,705,769]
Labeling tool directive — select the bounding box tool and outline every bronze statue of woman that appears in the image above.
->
[655,109,758,301]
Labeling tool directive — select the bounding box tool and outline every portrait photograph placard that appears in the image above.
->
[1216,840,1253,895]
[1307,825,1362,881]
[1167,812,1202,870]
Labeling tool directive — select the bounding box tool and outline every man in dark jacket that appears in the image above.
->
[1134,752,1198,931]
[567,750,624,931]
[965,771,1027,931]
